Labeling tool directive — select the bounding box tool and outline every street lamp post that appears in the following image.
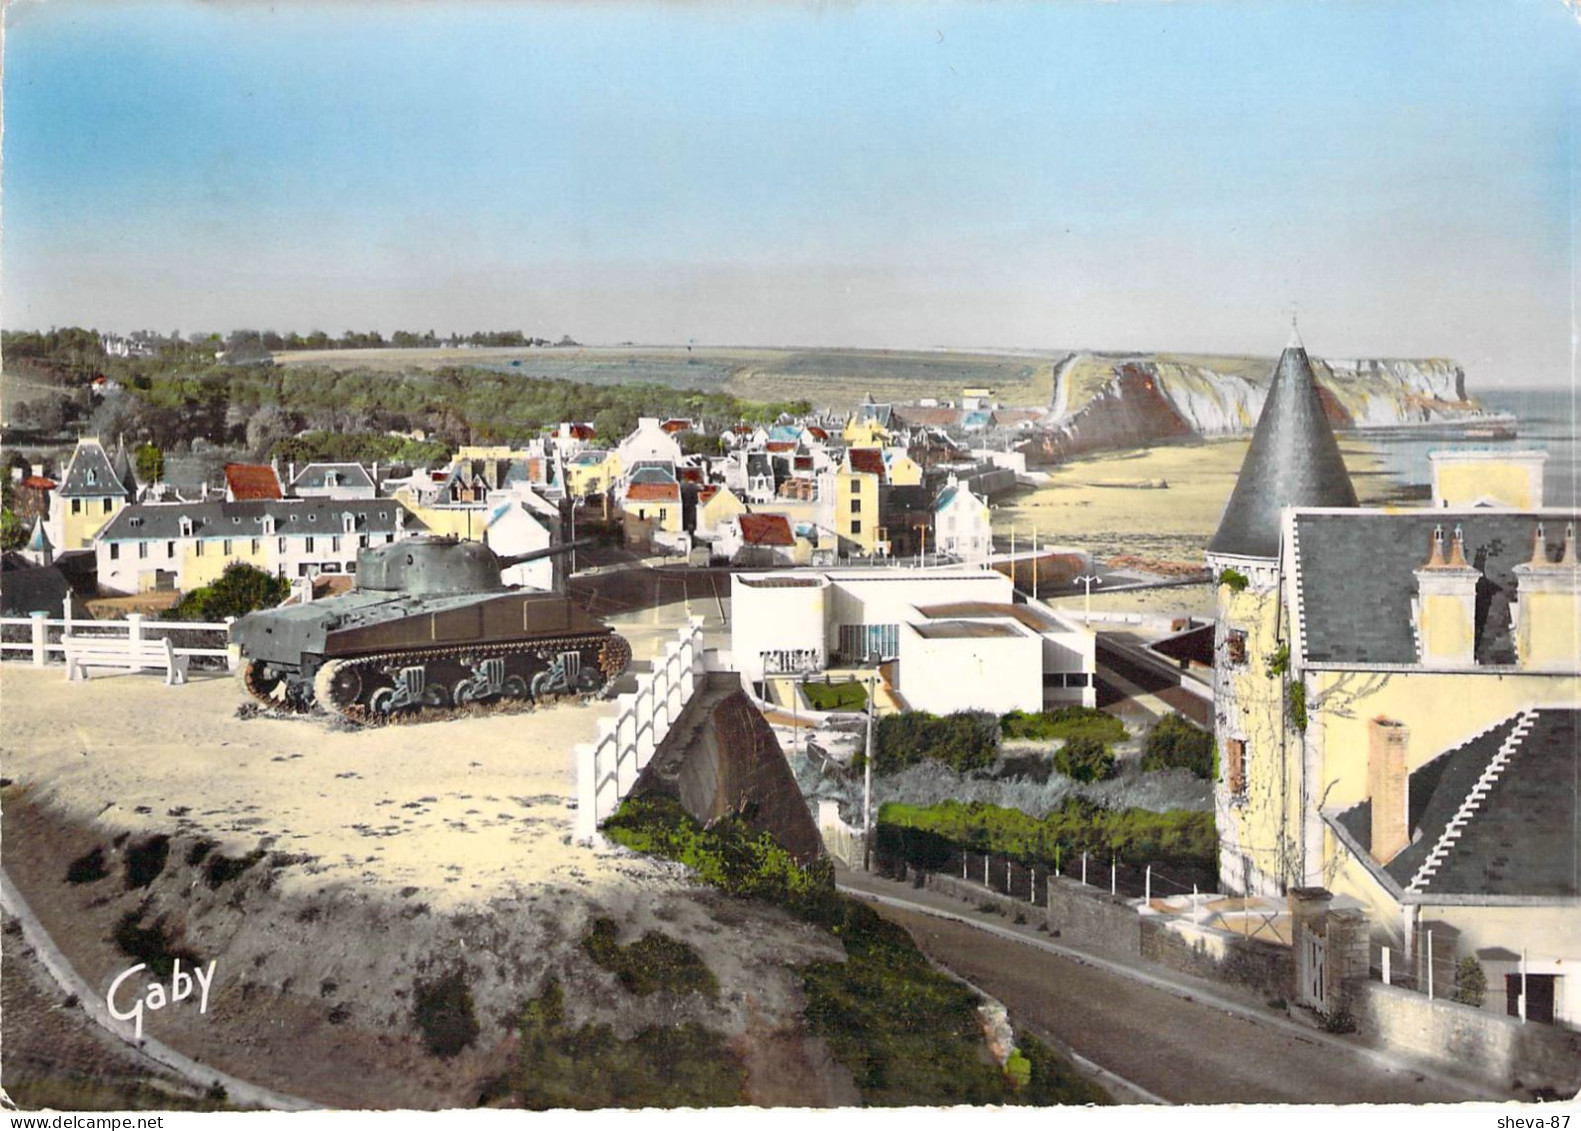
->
[862,668,876,871]
[1074,573,1104,623]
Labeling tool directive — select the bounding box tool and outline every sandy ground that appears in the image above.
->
[995,437,1395,620]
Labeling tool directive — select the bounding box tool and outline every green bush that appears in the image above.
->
[1452,957,1487,1008]
[1218,567,1249,593]
[582,917,718,999]
[801,680,867,711]
[1288,682,1308,732]
[1140,714,1214,778]
[879,797,1217,875]
[412,969,480,1059]
[1001,707,1126,746]
[852,710,1000,775]
[1054,735,1115,782]
[168,562,290,622]
[508,978,744,1109]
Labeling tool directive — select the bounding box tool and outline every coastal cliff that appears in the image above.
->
[1029,352,1484,464]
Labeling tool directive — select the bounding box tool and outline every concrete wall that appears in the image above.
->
[897,620,1041,716]
[1139,917,1293,1004]
[1354,982,1581,1095]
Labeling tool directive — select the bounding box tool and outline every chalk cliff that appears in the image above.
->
[1026,352,1486,464]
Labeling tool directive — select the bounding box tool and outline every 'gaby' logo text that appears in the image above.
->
[107,958,216,1040]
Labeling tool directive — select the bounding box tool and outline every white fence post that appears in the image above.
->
[126,613,144,648]
[1382,945,1391,986]
[223,616,238,671]
[30,611,48,666]
[61,595,74,638]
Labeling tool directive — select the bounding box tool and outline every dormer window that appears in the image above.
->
[178,516,194,537]
[232,516,242,524]
[308,513,317,522]
[342,513,356,533]
[86,469,97,486]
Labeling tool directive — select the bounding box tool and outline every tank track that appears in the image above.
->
[311,632,631,727]
[239,659,312,714]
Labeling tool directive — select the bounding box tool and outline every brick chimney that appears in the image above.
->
[1367,717,1410,864]
[1412,524,1479,667]
[1513,521,1581,668]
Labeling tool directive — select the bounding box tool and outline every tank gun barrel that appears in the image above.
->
[496,538,593,569]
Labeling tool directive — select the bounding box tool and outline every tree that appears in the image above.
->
[1452,957,1487,1008]
[593,407,637,443]
[0,508,26,551]
[1054,735,1115,783]
[134,443,164,483]
[169,562,290,621]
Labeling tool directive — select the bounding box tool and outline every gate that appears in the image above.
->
[1298,924,1327,1010]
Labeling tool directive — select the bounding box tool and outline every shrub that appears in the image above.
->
[1053,735,1114,782]
[204,848,266,889]
[113,912,201,979]
[582,917,718,999]
[412,969,480,1059]
[1264,643,1290,678]
[1288,682,1308,732]
[65,846,109,885]
[1001,707,1126,746]
[854,710,1000,775]
[1140,714,1214,778]
[167,562,289,622]
[1004,1049,1032,1090]
[124,835,171,890]
[1452,957,1487,1008]
[1218,567,1249,593]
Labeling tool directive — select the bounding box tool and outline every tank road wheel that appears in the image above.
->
[368,687,397,716]
[421,682,450,709]
[313,659,364,714]
[502,675,530,701]
[575,667,604,694]
[453,680,478,708]
[530,671,554,702]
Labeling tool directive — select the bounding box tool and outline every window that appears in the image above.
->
[1226,739,1246,795]
[331,536,341,553]
[195,540,205,557]
[138,542,148,560]
[851,498,862,514]
[278,537,287,553]
[359,534,369,549]
[1226,630,1247,666]
[223,539,233,555]
[110,543,120,560]
[251,538,261,554]
[305,536,315,553]
[71,499,82,515]
[103,498,113,514]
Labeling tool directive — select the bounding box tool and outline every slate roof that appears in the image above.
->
[58,439,130,498]
[1294,510,1574,665]
[1334,709,1579,898]
[98,499,425,541]
[571,450,611,466]
[739,513,795,547]
[746,453,774,478]
[290,462,375,491]
[0,557,72,616]
[894,405,959,428]
[1208,334,1358,558]
[854,397,893,428]
[628,465,678,486]
[225,463,284,501]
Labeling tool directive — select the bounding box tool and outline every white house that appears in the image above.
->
[616,417,684,474]
[933,474,992,562]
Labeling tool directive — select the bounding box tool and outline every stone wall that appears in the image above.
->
[1043,876,1143,958]
[1139,917,1292,1004]
[1355,982,1581,1096]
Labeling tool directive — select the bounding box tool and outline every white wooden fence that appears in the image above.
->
[0,600,236,671]
[575,617,707,844]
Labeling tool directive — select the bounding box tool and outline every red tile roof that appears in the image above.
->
[660,419,692,433]
[626,482,680,503]
[564,422,596,440]
[739,513,795,546]
[847,448,886,479]
[20,476,56,490]
[806,426,829,441]
[698,486,720,504]
[766,441,797,454]
[224,463,283,501]
[678,467,704,484]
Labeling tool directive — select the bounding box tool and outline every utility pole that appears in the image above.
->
[1075,573,1103,623]
[1031,526,1038,601]
[862,668,876,871]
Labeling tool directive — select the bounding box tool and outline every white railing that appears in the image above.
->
[575,617,707,844]
[0,600,237,671]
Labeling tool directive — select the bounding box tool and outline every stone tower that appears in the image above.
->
[1207,324,1357,896]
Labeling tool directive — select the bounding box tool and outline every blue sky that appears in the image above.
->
[3,0,1577,387]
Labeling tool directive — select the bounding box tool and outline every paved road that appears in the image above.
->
[843,882,1502,1106]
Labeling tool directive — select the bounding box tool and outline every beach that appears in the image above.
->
[993,436,1398,619]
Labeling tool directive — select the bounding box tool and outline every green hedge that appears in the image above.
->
[879,797,1216,874]
[852,710,1000,775]
[1139,714,1213,779]
[1001,707,1126,746]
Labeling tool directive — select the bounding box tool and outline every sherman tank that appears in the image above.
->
[231,536,630,724]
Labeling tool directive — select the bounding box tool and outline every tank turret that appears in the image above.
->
[232,536,628,724]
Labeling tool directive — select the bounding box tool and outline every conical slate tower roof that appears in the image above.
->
[1207,326,1358,559]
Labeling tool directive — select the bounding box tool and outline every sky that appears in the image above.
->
[3,0,1578,388]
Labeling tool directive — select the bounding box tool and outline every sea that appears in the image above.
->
[1357,386,1579,510]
